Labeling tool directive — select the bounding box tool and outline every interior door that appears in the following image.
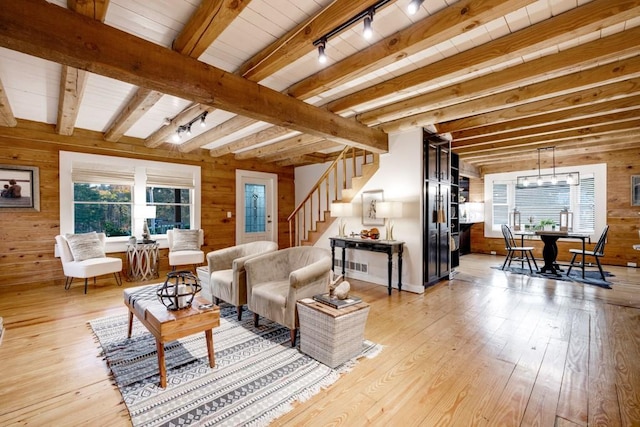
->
[236,170,278,244]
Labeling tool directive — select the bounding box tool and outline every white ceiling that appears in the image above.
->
[0,0,638,168]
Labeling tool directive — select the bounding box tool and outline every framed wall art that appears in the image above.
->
[361,189,384,226]
[0,164,40,212]
[632,175,640,206]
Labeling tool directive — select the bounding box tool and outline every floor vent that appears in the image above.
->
[334,259,368,274]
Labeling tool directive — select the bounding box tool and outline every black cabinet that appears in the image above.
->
[423,130,451,287]
[450,153,460,269]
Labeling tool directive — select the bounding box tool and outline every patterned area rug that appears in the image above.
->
[492,265,614,289]
[89,304,381,427]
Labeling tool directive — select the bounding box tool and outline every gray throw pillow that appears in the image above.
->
[65,232,106,261]
[172,229,200,251]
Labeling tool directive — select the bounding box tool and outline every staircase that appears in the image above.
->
[288,146,379,247]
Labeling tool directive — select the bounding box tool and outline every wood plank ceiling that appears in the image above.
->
[0,0,638,172]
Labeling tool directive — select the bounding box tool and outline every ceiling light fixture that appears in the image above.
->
[312,0,392,64]
[516,147,580,188]
[317,39,327,64]
[363,10,374,40]
[171,111,208,143]
[407,0,425,15]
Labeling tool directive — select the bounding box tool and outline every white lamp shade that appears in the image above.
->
[330,202,353,217]
[376,201,403,219]
[134,205,157,219]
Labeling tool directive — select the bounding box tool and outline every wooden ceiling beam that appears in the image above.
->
[208,126,295,157]
[462,134,640,166]
[455,123,640,156]
[0,0,388,152]
[380,57,640,134]
[260,140,340,163]
[56,0,110,136]
[449,95,640,140]
[288,0,533,100]
[276,153,332,167]
[453,110,640,148]
[178,115,258,152]
[108,0,246,144]
[104,88,163,142]
[0,77,17,127]
[235,134,325,160]
[237,0,387,83]
[68,0,109,20]
[358,27,640,126]
[325,0,640,115]
[439,79,640,133]
[173,0,250,59]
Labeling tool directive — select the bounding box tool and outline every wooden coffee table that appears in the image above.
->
[124,286,220,388]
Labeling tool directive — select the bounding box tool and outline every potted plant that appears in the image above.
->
[538,218,556,231]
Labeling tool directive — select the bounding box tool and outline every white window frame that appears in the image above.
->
[60,151,201,253]
[483,163,606,240]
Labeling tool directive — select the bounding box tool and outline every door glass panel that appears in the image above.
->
[244,183,266,233]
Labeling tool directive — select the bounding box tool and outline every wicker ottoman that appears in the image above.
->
[296,298,370,368]
[196,266,212,302]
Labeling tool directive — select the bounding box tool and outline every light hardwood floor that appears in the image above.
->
[0,254,638,426]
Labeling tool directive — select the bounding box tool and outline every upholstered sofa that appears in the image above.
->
[205,240,278,320]
[245,246,332,346]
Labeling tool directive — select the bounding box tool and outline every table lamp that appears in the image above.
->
[377,201,403,240]
[330,202,353,237]
[135,205,157,243]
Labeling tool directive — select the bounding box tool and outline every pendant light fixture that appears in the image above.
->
[516,147,580,188]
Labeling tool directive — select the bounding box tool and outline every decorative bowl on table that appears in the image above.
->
[360,229,369,239]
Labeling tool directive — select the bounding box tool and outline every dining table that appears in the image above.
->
[515,230,591,278]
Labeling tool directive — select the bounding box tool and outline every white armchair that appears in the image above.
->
[55,232,123,294]
[245,247,332,346]
[166,228,204,272]
[206,241,278,320]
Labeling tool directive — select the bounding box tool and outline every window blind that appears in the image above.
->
[146,168,194,189]
[72,164,135,185]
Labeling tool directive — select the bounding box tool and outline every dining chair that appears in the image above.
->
[566,225,609,281]
[501,224,538,273]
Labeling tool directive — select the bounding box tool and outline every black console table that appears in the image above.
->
[329,237,405,296]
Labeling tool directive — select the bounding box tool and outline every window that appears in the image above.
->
[60,152,201,251]
[483,164,606,239]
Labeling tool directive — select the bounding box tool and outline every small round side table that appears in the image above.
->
[126,242,160,281]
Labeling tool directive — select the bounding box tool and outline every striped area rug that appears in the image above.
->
[89,304,381,426]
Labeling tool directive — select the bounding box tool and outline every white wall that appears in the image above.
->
[295,127,424,293]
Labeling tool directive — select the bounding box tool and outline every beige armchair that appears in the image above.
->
[55,232,123,294]
[166,228,204,272]
[206,240,278,320]
[245,246,332,346]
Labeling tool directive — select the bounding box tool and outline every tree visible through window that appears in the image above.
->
[147,187,191,234]
[73,183,132,236]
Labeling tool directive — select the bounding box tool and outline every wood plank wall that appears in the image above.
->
[0,120,295,288]
[466,147,640,267]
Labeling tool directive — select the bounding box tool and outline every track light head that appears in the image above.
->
[318,40,327,64]
[363,10,374,39]
[407,0,424,15]
[200,111,207,127]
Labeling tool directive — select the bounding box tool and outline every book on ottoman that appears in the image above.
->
[313,293,362,309]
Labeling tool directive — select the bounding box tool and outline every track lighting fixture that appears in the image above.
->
[170,111,208,143]
[407,0,425,15]
[312,0,392,65]
[363,10,374,40]
[317,39,327,64]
